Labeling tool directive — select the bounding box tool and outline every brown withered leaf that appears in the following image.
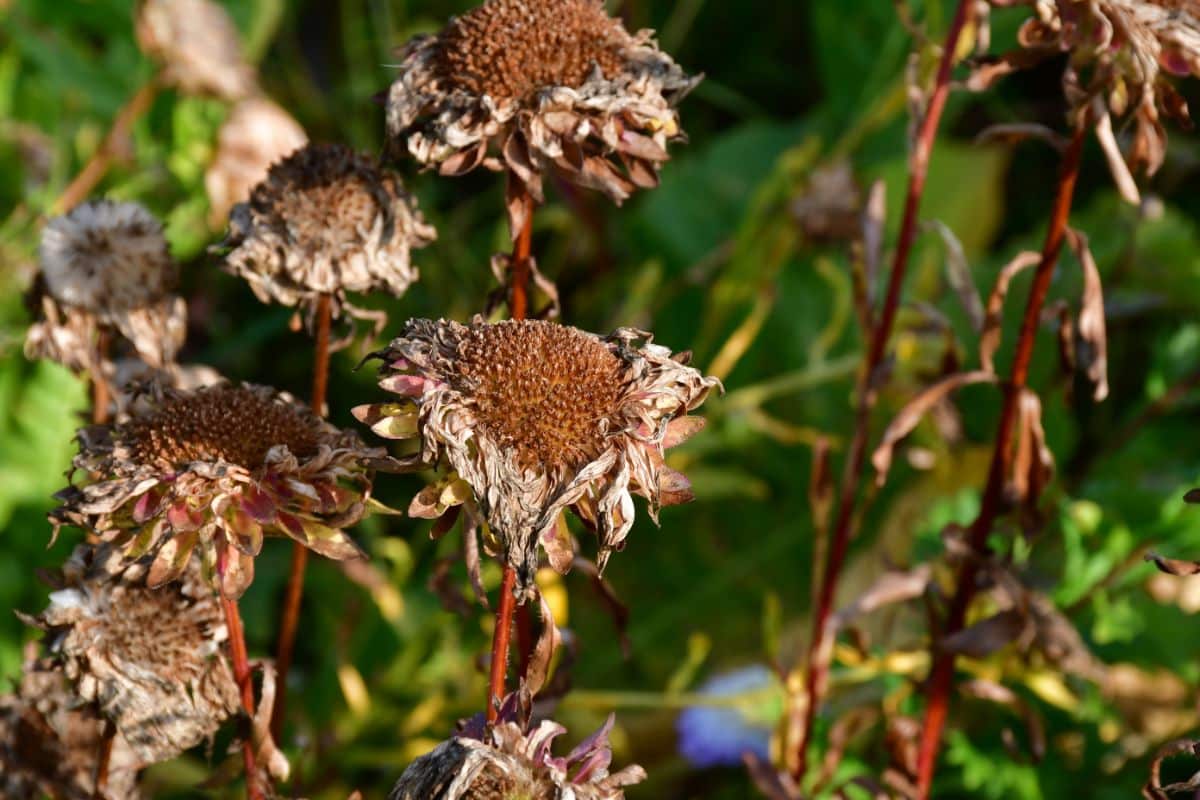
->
[1144,738,1200,799]
[1185,488,1200,504]
[959,679,1046,762]
[962,47,1052,92]
[974,123,1069,152]
[428,557,473,616]
[1065,227,1109,402]
[744,752,803,800]
[815,707,880,793]
[980,251,1042,373]
[940,608,1028,659]
[520,594,562,701]
[1010,389,1055,509]
[1042,300,1076,389]
[872,371,997,485]
[1146,552,1200,577]
[925,220,984,331]
[1094,107,1142,205]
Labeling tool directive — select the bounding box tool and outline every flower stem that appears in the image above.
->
[53,81,158,215]
[272,292,332,740]
[91,328,112,425]
[793,0,972,781]
[487,182,534,720]
[221,593,264,800]
[914,122,1086,799]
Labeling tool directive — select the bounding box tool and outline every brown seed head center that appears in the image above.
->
[437,0,629,101]
[454,320,626,472]
[124,387,320,468]
[97,581,217,684]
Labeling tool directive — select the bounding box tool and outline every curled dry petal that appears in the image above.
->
[979,251,1043,373]
[136,0,257,100]
[1065,227,1109,401]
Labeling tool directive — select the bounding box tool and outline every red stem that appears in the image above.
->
[792,0,973,780]
[914,123,1086,799]
[221,592,264,800]
[273,292,332,739]
[91,328,111,426]
[487,181,534,720]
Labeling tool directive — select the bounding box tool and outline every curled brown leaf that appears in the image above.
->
[1144,738,1200,799]
[1146,552,1200,577]
[980,251,1042,373]
[924,220,984,331]
[1065,227,1109,402]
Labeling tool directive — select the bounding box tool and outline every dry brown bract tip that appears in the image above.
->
[354,317,719,596]
[386,0,699,235]
[988,0,1199,198]
[1,659,141,799]
[20,543,240,768]
[206,97,308,227]
[24,199,186,376]
[52,381,383,599]
[220,142,436,331]
[135,0,257,100]
[390,713,644,800]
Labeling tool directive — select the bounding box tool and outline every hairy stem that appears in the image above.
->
[273,293,333,739]
[487,183,534,720]
[792,0,973,780]
[54,81,158,215]
[221,593,263,800]
[914,123,1087,799]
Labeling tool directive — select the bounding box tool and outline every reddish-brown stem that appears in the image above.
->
[221,592,263,800]
[487,184,534,720]
[516,602,535,679]
[273,293,332,740]
[914,123,1087,799]
[91,328,112,425]
[92,718,115,799]
[487,565,519,721]
[54,82,158,215]
[792,0,973,780]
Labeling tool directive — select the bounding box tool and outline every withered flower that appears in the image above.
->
[386,0,699,233]
[52,382,383,598]
[20,543,240,767]
[205,97,308,227]
[24,199,186,375]
[220,142,436,327]
[390,712,645,800]
[996,0,1199,197]
[1,660,141,799]
[135,0,257,100]
[355,317,719,595]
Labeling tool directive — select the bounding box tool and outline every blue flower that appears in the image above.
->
[676,665,781,768]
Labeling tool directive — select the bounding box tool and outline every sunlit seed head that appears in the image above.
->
[453,320,627,472]
[437,0,628,101]
[123,385,319,467]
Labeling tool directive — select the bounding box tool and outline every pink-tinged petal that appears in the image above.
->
[240,486,277,524]
[275,511,307,542]
[1161,48,1193,77]
[166,502,205,532]
[663,415,706,449]
[126,518,167,559]
[377,374,428,396]
[571,747,613,785]
[132,488,163,523]
[299,520,365,561]
[540,513,575,574]
[147,530,198,588]
[567,714,615,764]
[658,466,695,506]
[221,549,255,599]
[408,484,444,519]
[352,402,418,439]
[225,505,264,556]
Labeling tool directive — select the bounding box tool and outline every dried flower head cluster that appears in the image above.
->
[206,97,308,227]
[24,199,186,375]
[1,660,141,799]
[390,713,644,800]
[355,317,719,595]
[386,0,699,233]
[20,544,240,766]
[135,0,257,100]
[1001,0,1200,192]
[221,143,436,321]
[52,382,382,598]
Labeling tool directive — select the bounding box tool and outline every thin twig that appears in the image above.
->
[53,82,158,215]
[273,293,333,740]
[792,0,974,781]
[914,123,1087,799]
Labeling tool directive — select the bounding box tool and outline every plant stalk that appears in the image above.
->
[273,293,333,739]
[914,123,1087,799]
[792,0,973,781]
[221,592,263,800]
[487,182,534,721]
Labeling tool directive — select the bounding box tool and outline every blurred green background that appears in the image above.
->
[2,0,1200,797]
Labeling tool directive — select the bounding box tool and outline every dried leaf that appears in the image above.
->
[980,251,1042,373]
[1185,488,1200,504]
[1094,105,1141,205]
[940,608,1026,659]
[428,557,472,616]
[521,594,562,699]
[815,708,880,792]
[974,123,1068,152]
[743,752,802,800]
[1065,227,1109,402]
[959,679,1046,762]
[1010,389,1055,508]
[1144,738,1200,799]
[872,371,997,485]
[924,219,984,331]
[1146,552,1200,577]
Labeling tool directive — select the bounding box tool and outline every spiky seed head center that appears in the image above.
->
[124,387,319,468]
[454,320,626,472]
[437,0,628,101]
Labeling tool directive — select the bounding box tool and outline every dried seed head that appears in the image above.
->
[136,0,256,100]
[222,143,435,319]
[25,545,239,765]
[123,384,320,467]
[39,200,175,314]
[453,320,626,471]
[438,0,628,101]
